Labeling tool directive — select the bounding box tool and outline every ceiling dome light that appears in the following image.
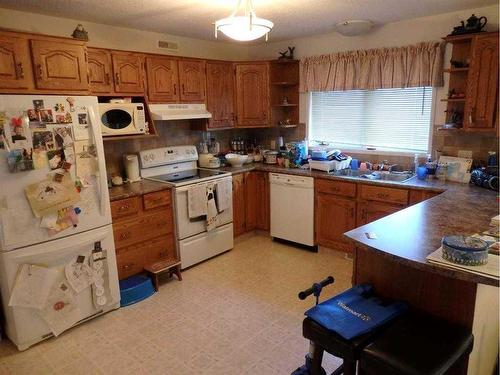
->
[215,0,273,42]
[335,20,374,36]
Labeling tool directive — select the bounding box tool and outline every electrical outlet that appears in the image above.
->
[458,150,473,158]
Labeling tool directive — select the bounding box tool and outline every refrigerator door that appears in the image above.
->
[0,224,119,350]
[0,95,111,251]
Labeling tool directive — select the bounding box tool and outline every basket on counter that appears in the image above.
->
[441,235,489,266]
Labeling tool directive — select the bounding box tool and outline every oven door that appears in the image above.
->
[99,106,143,136]
[174,177,233,240]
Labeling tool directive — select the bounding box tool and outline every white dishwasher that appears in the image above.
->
[270,173,316,249]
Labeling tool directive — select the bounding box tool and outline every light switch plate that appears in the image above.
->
[458,150,473,158]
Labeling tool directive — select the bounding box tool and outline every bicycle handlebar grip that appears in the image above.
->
[298,276,334,300]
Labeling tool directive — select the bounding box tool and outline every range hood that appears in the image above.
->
[148,103,212,121]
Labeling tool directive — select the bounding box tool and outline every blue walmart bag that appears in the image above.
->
[305,285,408,340]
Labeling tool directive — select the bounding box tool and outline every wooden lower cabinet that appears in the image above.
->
[315,192,356,252]
[408,189,441,205]
[232,171,270,237]
[357,201,403,226]
[111,189,176,280]
[245,171,269,231]
[232,173,247,237]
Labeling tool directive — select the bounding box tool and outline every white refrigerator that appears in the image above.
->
[0,95,119,350]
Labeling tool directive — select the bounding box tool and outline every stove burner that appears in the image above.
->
[146,169,227,185]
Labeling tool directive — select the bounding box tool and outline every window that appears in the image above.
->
[309,87,433,153]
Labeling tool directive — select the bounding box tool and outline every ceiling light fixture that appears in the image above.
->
[215,0,273,42]
[335,20,374,36]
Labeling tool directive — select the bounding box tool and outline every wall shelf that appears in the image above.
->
[440,98,466,102]
[443,68,469,73]
[271,81,299,86]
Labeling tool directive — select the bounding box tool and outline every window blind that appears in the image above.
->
[310,87,433,153]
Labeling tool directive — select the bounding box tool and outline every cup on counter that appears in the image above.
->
[351,159,359,170]
[417,166,427,180]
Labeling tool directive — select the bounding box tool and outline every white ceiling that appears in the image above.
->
[0,0,496,42]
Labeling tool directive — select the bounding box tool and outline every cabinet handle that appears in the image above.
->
[173,83,177,95]
[120,232,131,240]
[469,107,475,125]
[123,264,131,269]
[331,187,340,192]
[182,83,185,94]
[350,207,355,218]
[36,64,43,80]
[16,63,24,79]
[105,73,110,85]
[376,193,389,199]
[118,205,130,212]
[115,73,120,84]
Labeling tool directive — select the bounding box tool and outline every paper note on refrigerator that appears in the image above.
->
[24,173,80,218]
[65,255,93,294]
[38,281,82,336]
[8,264,59,310]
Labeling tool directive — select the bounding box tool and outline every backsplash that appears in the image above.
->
[103,122,306,177]
[104,120,495,178]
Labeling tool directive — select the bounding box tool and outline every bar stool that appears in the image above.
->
[302,317,379,375]
[359,312,473,375]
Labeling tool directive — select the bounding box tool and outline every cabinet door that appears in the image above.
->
[357,201,402,226]
[315,193,356,252]
[235,63,269,127]
[246,171,269,231]
[0,34,33,90]
[408,190,440,206]
[178,59,206,102]
[87,48,113,94]
[30,39,88,91]
[232,173,247,237]
[206,62,235,128]
[111,52,144,93]
[146,56,179,102]
[464,34,499,131]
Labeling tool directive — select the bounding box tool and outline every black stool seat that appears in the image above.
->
[359,312,473,375]
[303,317,376,362]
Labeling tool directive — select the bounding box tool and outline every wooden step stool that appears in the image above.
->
[143,257,182,291]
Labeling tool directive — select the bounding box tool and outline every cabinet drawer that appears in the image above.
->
[111,197,141,220]
[116,235,175,279]
[147,234,175,261]
[143,190,171,210]
[316,179,356,198]
[360,185,408,205]
[116,246,144,280]
[114,212,173,248]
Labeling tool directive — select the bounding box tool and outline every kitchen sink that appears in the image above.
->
[331,169,415,183]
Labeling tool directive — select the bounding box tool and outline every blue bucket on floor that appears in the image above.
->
[119,274,155,307]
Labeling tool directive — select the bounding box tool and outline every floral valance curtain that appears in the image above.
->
[300,41,445,92]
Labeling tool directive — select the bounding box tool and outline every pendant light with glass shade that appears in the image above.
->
[215,0,273,42]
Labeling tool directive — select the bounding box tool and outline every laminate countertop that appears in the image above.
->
[108,179,171,202]
[222,163,499,286]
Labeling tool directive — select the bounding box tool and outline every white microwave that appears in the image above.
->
[99,103,147,136]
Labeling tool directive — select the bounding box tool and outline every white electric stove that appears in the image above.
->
[139,146,233,269]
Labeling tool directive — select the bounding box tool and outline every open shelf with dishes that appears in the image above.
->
[269,59,301,128]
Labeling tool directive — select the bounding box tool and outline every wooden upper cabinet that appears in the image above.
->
[111,51,144,93]
[235,63,269,127]
[30,39,88,91]
[146,56,179,102]
[464,33,499,131]
[87,48,113,94]
[178,59,206,102]
[206,61,235,129]
[0,33,33,90]
[316,193,356,252]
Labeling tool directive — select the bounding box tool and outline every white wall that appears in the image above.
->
[0,8,251,61]
[248,5,499,59]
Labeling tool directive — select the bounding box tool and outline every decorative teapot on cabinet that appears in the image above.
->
[465,14,487,32]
